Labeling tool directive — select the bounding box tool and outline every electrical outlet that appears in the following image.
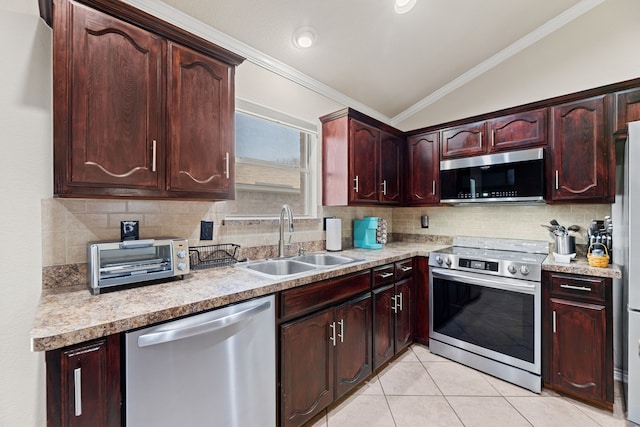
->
[200,221,214,240]
[121,221,139,241]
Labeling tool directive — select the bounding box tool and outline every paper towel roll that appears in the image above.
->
[326,218,342,251]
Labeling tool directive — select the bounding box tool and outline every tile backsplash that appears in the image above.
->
[42,198,611,268]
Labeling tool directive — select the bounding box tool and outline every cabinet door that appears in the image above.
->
[395,277,414,353]
[373,284,395,370]
[66,2,164,190]
[613,87,640,138]
[379,131,402,205]
[441,121,486,159]
[349,119,379,203]
[334,294,373,399]
[487,108,547,152]
[406,132,439,205]
[551,298,606,402]
[550,96,611,201]
[280,309,334,427]
[167,42,235,197]
[46,335,121,427]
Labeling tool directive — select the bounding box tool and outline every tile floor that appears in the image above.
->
[304,343,632,427]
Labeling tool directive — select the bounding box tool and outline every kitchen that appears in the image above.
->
[2,0,640,426]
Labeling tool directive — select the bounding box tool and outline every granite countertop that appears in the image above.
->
[30,243,448,352]
[542,253,622,279]
[31,242,622,353]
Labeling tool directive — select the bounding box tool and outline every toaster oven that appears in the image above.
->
[88,238,189,295]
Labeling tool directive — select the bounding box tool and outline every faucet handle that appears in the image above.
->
[298,245,305,256]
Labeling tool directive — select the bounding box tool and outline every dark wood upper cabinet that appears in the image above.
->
[613,87,640,140]
[321,109,403,206]
[406,131,439,205]
[379,131,402,204]
[549,96,614,202]
[441,121,486,159]
[166,42,234,198]
[51,0,243,199]
[62,1,164,191]
[350,120,379,203]
[487,108,547,152]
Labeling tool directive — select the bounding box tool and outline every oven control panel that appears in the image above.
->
[458,258,499,272]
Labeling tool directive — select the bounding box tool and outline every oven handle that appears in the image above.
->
[431,268,537,295]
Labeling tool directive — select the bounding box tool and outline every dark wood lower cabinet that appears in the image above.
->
[46,334,121,427]
[280,293,372,427]
[542,271,613,410]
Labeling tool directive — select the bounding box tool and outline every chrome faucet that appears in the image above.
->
[278,204,294,258]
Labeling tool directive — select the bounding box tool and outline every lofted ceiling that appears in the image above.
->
[128,0,604,125]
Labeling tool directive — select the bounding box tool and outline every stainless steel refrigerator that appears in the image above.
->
[617,120,640,424]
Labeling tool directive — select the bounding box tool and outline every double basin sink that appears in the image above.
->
[235,253,362,278]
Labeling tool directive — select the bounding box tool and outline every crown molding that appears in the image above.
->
[122,0,393,124]
[390,0,607,126]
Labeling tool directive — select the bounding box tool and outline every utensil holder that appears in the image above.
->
[587,242,610,268]
[555,235,575,255]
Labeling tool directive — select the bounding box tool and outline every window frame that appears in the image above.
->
[228,99,318,219]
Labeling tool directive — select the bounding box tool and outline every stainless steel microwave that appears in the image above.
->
[439,148,545,204]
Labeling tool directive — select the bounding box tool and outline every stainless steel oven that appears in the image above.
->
[428,237,547,393]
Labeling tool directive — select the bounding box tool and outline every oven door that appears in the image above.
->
[429,267,540,375]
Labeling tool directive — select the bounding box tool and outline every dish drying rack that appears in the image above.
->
[189,243,241,270]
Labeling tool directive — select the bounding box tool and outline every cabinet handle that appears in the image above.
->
[338,319,344,343]
[552,311,557,334]
[382,180,387,196]
[391,295,397,314]
[560,284,592,292]
[398,292,403,311]
[555,170,559,190]
[74,367,82,417]
[224,152,230,180]
[491,129,495,146]
[401,266,413,273]
[152,140,157,172]
[329,322,336,346]
[379,272,394,279]
[354,175,359,193]
[432,180,436,196]
[479,132,483,146]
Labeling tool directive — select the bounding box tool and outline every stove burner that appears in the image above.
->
[429,237,549,282]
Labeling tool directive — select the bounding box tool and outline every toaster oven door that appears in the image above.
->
[89,240,177,293]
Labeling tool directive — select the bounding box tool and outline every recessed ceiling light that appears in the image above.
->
[292,26,317,49]
[394,0,416,14]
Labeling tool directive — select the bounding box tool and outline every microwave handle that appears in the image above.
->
[120,239,155,249]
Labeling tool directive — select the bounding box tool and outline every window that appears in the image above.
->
[226,99,317,217]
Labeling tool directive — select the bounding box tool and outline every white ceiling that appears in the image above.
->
[128,0,605,125]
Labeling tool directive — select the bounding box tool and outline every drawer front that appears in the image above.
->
[372,264,395,289]
[395,259,414,280]
[549,273,605,302]
[280,270,370,320]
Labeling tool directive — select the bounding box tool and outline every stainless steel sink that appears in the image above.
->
[235,253,363,279]
[243,259,318,276]
[291,253,358,266]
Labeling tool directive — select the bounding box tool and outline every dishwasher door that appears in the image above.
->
[125,295,275,427]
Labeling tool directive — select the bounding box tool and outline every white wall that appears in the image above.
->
[0,3,51,426]
[397,0,640,131]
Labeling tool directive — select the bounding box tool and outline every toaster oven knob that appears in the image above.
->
[520,265,530,276]
[177,262,187,271]
[177,250,187,258]
[507,264,517,274]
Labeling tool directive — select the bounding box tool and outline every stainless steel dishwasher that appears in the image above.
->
[125,295,275,427]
